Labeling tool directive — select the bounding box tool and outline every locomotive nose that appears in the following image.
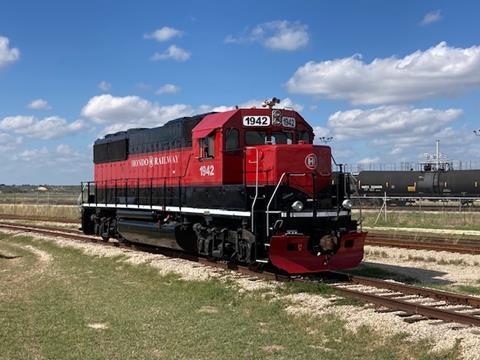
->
[274,144,332,196]
[245,144,332,197]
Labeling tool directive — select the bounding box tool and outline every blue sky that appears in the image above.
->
[1,0,480,184]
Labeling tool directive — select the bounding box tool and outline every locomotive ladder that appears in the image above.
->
[255,172,308,264]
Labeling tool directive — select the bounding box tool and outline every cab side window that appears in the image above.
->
[225,128,240,151]
[199,134,215,159]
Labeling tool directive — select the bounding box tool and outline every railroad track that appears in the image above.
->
[1,222,480,328]
[2,216,480,255]
[366,232,480,254]
[0,214,78,223]
[358,206,480,212]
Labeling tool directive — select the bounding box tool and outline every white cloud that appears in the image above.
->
[56,144,76,155]
[286,42,480,105]
[198,97,304,113]
[226,20,309,51]
[327,105,462,141]
[320,105,476,164]
[0,133,11,144]
[420,10,442,26]
[151,45,191,62]
[81,94,194,134]
[156,84,181,95]
[98,81,111,92]
[144,27,183,42]
[0,36,20,68]
[0,132,21,153]
[313,126,330,139]
[237,98,303,111]
[14,144,86,168]
[0,115,86,140]
[27,99,51,110]
[16,147,49,162]
[81,94,304,135]
[136,82,152,91]
[358,157,380,165]
[0,116,34,130]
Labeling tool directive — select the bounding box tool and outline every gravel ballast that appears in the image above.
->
[2,230,480,359]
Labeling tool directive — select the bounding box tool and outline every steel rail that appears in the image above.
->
[0,214,79,223]
[365,232,480,255]
[2,222,480,327]
[331,285,480,327]
[333,272,480,308]
[0,222,96,241]
[366,239,480,254]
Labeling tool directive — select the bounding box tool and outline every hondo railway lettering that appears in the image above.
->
[131,154,179,168]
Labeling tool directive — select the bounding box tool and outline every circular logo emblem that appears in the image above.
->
[305,153,318,170]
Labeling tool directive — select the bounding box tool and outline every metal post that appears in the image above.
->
[384,191,387,222]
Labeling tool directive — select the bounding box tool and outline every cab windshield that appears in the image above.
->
[245,131,267,145]
[272,132,293,144]
[245,131,295,145]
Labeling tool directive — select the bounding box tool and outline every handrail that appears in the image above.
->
[266,172,305,237]
[249,147,260,232]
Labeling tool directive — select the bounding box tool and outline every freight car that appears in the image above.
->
[80,103,366,274]
[356,170,480,198]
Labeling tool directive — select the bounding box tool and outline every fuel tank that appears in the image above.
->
[116,210,196,252]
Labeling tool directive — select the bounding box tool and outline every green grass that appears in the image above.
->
[455,285,480,295]
[354,210,480,231]
[0,204,79,221]
[423,283,480,296]
[280,281,337,295]
[0,234,460,360]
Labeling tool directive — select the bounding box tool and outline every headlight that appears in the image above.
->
[291,200,304,212]
[342,199,353,210]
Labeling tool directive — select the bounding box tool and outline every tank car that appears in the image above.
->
[80,105,366,274]
[357,170,480,197]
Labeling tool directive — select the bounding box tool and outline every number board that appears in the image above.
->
[282,116,296,128]
[243,116,271,127]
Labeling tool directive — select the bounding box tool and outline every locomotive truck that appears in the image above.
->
[80,104,366,274]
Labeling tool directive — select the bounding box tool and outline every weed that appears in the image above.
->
[280,280,337,296]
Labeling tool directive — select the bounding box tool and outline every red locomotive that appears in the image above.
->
[80,100,366,274]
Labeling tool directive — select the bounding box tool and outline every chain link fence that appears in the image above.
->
[0,191,80,206]
[352,196,480,232]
